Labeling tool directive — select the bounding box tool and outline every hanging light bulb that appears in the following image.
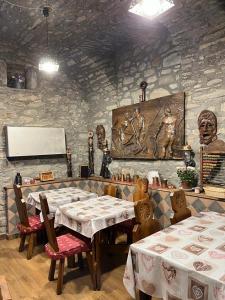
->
[39,6,59,73]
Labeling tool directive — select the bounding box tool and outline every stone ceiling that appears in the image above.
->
[0,1,164,62]
[0,0,225,76]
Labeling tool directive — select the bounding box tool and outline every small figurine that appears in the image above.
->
[140,81,148,102]
[183,144,196,168]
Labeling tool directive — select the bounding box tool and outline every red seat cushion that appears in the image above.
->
[45,233,91,260]
[17,215,44,234]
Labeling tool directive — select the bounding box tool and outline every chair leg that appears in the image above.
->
[19,234,26,252]
[127,231,133,244]
[67,255,76,268]
[57,258,65,295]
[27,232,36,260]
[48,259,56,281]
[86,252,95,289]
[78,253,84,269]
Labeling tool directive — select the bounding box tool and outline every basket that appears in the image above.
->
[204,185,225,198]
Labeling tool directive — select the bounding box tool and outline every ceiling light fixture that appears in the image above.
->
[129,0,174,19]
[39,6,59,73]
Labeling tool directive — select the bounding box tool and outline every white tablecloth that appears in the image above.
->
[27,187,98,213]
[55,195,135,239]
[123,211,225,300]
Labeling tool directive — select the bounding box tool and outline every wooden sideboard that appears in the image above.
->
[4,177,225,239]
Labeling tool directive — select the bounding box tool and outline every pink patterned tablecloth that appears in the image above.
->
[123,211,225,300]
[54,195,135,239]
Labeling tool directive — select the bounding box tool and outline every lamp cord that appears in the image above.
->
[0,0,41,10]
[46,13,49,51]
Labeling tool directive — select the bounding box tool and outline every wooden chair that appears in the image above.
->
[115,178,151,243]
[39,193,93,295]
[13,184,44,260]
[170,190,191,224]
[133,178,151,202]
[132,198,161,242]
[104,184,117,197]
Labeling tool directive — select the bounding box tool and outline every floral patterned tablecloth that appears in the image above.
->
[27,187,98,213]
[54,195,135,239]
[123,211,225,300]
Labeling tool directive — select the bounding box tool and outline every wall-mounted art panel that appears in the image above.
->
[111,93,185,160]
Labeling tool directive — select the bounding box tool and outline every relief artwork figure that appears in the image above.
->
[155,107,177,159]
[117,108,145,154]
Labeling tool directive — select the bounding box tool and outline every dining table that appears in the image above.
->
[26,187,98,213]
[123,211,225,300]
[54,195,135,290]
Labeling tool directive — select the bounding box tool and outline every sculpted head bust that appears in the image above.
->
[198,110,217,145]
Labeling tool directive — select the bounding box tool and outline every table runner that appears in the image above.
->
[54,195,135,239]
[123,211,225,300]
[27,187,98,213]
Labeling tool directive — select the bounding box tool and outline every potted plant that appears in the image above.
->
[176,166,198,189]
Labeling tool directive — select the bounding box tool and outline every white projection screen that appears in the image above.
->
[5,126,66,157]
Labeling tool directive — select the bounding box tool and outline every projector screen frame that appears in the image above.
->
[5,126,67,159]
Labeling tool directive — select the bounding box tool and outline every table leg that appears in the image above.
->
[92,231,101,290]
[139,290,152,300]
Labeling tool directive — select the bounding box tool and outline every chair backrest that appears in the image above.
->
[170,190,191,224]
[13,184,29,227]
[133,198,160,241]
[133,178,151,202]
[104,184,117,197]
[39,193,59,252]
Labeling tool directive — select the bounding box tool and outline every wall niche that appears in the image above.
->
[7,63,26,89]
[7,63,38,90]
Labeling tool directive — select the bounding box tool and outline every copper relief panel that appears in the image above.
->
[111,93,185,159]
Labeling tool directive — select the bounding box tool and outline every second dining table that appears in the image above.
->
[54,195,135,290]
[123,210,225,300]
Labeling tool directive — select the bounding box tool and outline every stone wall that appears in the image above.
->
[87,0,225,184]
[0,48,89,235]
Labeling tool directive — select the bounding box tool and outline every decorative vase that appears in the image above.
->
[181,181,192,189]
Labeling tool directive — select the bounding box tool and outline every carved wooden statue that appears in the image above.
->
[88,131,94,175]
[100,141,112,178]
[198,110,225,152]
[133,178,151,202]
[66,147,72,177]
[170,190,191,224]
[133,199,160,242]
